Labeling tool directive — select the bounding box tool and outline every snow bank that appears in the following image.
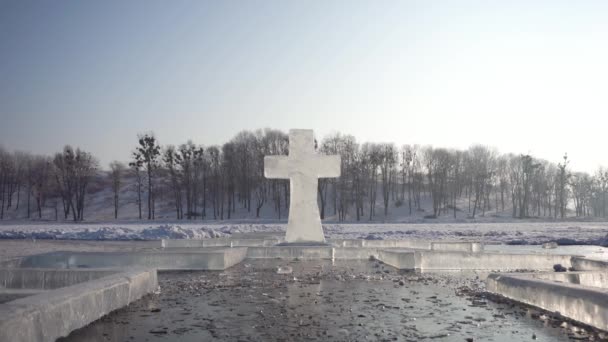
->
[0,221,606,245]
[0,224,244,240]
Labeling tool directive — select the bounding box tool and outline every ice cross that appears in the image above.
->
[264,129,341,243]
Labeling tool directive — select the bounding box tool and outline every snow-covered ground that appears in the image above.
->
[0,221,606,246]
[325,222,608,245]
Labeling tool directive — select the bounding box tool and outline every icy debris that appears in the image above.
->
[0,221,607,245]
[505,239,528,245]
[277,266,293,274]
[553,264,567,272]
[554,238,579,246]
[0,224,229,240]
[542,242,558,249]
[598,234,608,247]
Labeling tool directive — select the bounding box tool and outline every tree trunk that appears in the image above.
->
[202,176,206,219]
[37,193,42,219]
[114,193,118,219]
[27,186,31,219]
[408,171,412,215]
[137,180,142,220]
[147,166,152,220]
[0,176,5,220]
[15,183,20,211]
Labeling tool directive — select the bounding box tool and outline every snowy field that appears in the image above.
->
[0,220,606,246]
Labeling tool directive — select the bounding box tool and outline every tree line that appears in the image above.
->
[1,128,607,221]
[0,146,97,220]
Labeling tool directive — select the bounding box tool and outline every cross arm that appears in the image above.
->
[264,156,290,179]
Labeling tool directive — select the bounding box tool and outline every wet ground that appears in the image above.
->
[60,260,607,342]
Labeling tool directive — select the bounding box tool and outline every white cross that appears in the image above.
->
[264,129,341,243]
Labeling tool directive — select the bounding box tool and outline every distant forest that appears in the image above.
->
[0,128,607,221]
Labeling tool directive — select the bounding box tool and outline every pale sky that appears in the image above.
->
[1,1,607,172]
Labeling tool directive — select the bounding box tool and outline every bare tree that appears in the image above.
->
[362,143,381,220]
[379,143,396,216]
[222,142,237,219]
[594,168,608,217]
[571,172,591,217]
[206,146,222,219]
[252,129,271,218]
[0,148,9,219]
[468,145,495,218]
[163,145,183,219]
[109,161,125,219]
[423,147,452,218]
[53,146,97,221]
[132,134,161,220]
[400,145,415,215]
[128,161,144,219]
[556,154,570,219]
[31,156,51,219]
[177,141,204,219]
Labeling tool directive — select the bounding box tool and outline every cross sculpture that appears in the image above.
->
[264,129,341,244]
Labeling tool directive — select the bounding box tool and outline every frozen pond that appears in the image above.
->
[60,260,599,341]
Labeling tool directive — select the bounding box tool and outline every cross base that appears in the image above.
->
[274,241,331,247]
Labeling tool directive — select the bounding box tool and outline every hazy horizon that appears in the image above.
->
[1,1,607,172]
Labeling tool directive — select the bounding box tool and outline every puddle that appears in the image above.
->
[58,260,593,341]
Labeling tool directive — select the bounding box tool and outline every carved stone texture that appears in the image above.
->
[264,129,340,243]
